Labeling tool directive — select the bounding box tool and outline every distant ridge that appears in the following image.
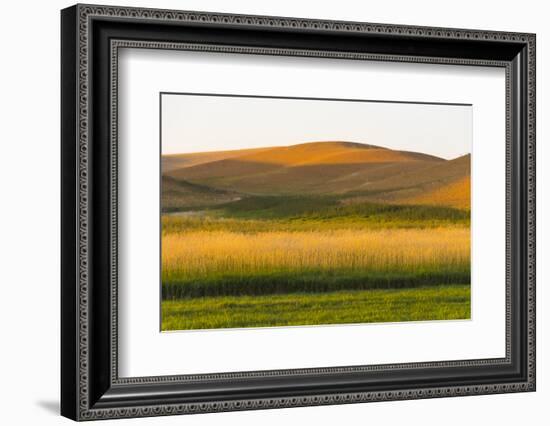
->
[162,141,470,209]
[223,141,444,166]
[162,146,275,172]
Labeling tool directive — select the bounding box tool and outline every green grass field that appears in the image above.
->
[162,285,471,330]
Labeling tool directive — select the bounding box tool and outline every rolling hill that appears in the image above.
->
[162,147,275,172]
[162,175,241,212]
[341,154,471,208]
[162,141,471,211]
[402,175,471,210]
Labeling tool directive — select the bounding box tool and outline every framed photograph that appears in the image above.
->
[61,4,536,421]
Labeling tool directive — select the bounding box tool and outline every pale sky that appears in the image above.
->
[161,93,472,160]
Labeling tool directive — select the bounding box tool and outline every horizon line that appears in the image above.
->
[162,140,471,162]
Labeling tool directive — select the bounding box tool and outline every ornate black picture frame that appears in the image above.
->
[61,4,536,421]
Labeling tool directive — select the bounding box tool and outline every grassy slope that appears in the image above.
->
[222,141,442,165]
[341,154,471,207]
[165,141,452,197]
[162,142,470,208]
[403,175,471,210]
[162,285,470,330]
[212,195,470,222]
[162,176,241,211]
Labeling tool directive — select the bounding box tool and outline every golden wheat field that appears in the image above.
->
[162,227,470,282]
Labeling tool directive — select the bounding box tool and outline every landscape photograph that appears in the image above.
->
[160,93,472,331]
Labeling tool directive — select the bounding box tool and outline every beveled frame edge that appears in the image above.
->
[61,3,536,421]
